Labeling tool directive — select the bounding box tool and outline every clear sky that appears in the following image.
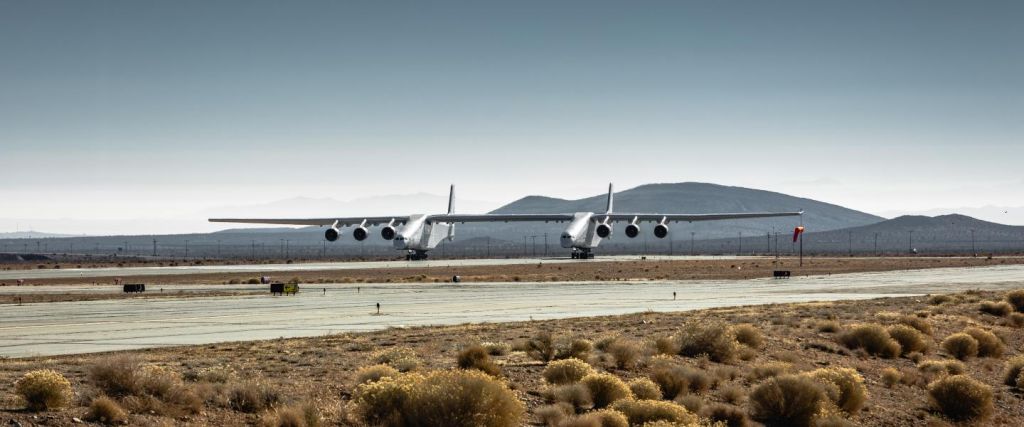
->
[1,1,1022,234]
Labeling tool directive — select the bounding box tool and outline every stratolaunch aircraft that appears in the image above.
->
[210,184,802,260]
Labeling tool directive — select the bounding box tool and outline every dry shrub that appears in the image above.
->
[748,374,825,427]
[1002,356,1024,387]
[536,403,573,427]
[260,403,320,427]
[481,341,511,356]
[543,358,595,385]
[814,415,857,427]
[559,339,594,360]
[543,383,593,412]
[607,338,643,370]
[816,320,840,333]
[372,347,422,372]
[628,378,662,400]
[899,315,933,336]
[1009,313,1024,328]
[837,324,901,358]
[927,375,993,422]
[90,355,144,396]
[649,364,709,399]
[733,324,763,349]
[14,369,72,411]
[676,321,738,362]
[962,327,1004,358]
[587,409,629,427]
[980,301,1012,316]
[917,360,966,383]
[457,345,502,376]
[354,364,400,385]
[228,380,281,413]
[928,295,954,305]
[353,370,524,427]
[749,362,792,381]
[610,399,697,426]
[718,384,746,405]
[940,333,978,360]
[702,403,749,427]
[881,368,901,388]
[653,336,680,355]
[85,396,128,425]
[887,324,930,356]
[528,331,558,362]
[184,365,236,384]
[806,367,867,415]
[1005,289,1024,312]
[675,394,702,413]
[580,373,633,409]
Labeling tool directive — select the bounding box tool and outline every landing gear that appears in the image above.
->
[405,250,429,261]
[570,248,594,260]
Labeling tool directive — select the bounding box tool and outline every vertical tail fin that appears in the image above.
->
[605,183,614,213]
[447,184,455,214]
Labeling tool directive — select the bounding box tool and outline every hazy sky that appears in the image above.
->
[1,1,1022,233]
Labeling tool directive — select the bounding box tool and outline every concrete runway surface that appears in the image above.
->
[0,255,747,281]
[2,265,1023,358]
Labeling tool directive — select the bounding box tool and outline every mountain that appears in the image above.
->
[490,182,883,237]
[0,231,79,239]
[800,214,1024,254]
[879,206,1024,227]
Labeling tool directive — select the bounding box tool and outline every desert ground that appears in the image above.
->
[3,283,1024,426]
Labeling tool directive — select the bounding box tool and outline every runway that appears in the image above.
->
[2,264,1022,358]
[0,255,748,281]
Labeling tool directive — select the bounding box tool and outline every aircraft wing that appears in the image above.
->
[209,216,410,227]
[427,214,576,223]
[601,211,803,223]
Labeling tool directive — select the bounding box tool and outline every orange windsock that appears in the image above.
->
[792,226,805,242]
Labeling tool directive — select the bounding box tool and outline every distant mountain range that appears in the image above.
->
[2,183,1020,257]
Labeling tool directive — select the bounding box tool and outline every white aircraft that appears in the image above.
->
[210,184,802,260]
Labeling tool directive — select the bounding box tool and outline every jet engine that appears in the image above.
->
[353,226,369,241]
[654,223,669,239]
[324,226,341,242]
[596,223,612,238]
[625,223,640,238]
[380,226,397,240]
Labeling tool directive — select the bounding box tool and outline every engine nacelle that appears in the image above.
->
[596,223,612,238]
[625,223,640,238]
[654,223,669,239]
[324,227,340,242]
[352,226,369,241]
[380,226,397,240]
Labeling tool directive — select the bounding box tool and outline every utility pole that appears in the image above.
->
[738,232,742,254]
[544,233,548,257]
[152,239,157,257]
[908,230,914,254]
[217,240,221,257]
[873,232,879,256]
[185,240,190,258]
[531,235,537,257]
[286,240,290,259]
[848,231,853,257]
[251,240,256,259]
[971,229,976,256]
[523,236,527,257]
[124,241,128,255]
[486,236,491,258]
[690,232,695,256]
[774,231,779,261]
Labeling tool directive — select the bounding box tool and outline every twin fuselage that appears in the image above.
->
[392,211,606,252]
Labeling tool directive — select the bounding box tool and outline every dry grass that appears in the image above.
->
[352,369,524,427]
[609,399,697,426]
[676,321,739,363]
[886,324,930,356]
[702,403,749,427]
[606,338,644,370]
[980,300,1013,316]
[579,373,633,409]
[1002,356,1024,387]
[543,359,595,385]
[837,324,901,358]
[457,345,502,376]
[962,327,1004,358]
[880,367,901,388]
[733,324,763,349]
[371,347,422,372]
[749,362,792,381]
[898,314,934,336]
[807,367,867,415]
[13,370,72,411]
[543,383,592,412]
[940,333,979,360]
[84,396,128,425]
[228,380,281,413]
[628,378,662,400]
[260,404,320,427]
[927,375,993,422]
[353,364,400,385]
[749,374,825,427]
[1005,289,1024,312]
